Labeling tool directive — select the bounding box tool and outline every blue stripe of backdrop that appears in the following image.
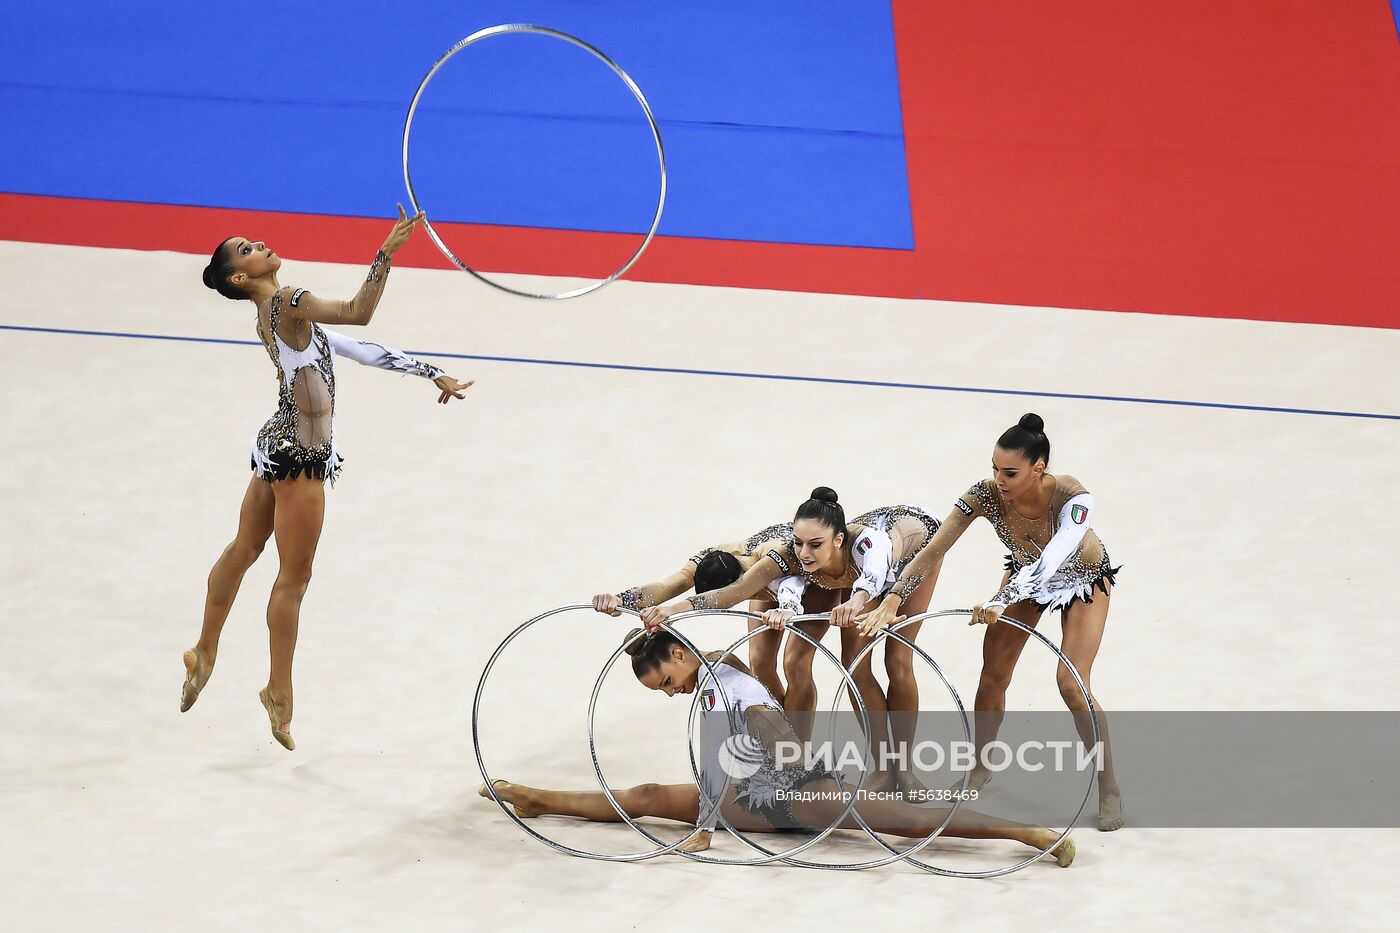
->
[0,1,913,249]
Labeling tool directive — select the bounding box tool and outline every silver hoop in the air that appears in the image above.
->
[693,614,972,871]
[474,603,694,861]
[878,610,1100,878]
[402,24,667,300]
[588,610,872,865]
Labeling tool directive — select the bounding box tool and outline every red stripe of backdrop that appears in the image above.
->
[896,0,1400,326]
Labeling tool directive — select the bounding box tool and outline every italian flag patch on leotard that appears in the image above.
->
[1070,504,1088,524]
[701,689,716,711]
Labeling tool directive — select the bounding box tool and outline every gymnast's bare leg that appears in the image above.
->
[480,778,1073,866]
[837,618,899,793]
[745,595,785,706]
[791,777,1074,865]
[952,571,1046,796]
[880,559,942,795]
[778,586,843,745]
[1058,582,1122,830]
[958,574,1121,829]
[257,473,326,749]
[181,476,276,711]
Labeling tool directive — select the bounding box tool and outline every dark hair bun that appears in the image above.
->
[622,627,647,657]
[1018,413,1045,434]
[201,264,217,290]
[810,486,839,504]
[694,551,743,594]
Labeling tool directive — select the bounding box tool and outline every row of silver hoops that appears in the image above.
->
[474,604,1100,878]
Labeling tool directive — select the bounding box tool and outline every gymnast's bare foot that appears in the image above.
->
[896,770,934,799]
[1050,835,1076,867]
[675,830,712,853]
[1097,790,1123,832]
[258,686,294,751]
[180,648,214,712]
[859,770,900,794]
[949,766,994,796]
[479,780,545,819]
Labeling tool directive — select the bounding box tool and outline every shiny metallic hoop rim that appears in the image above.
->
[474,604,1097,875]
[690,613,972,871]
[402,24,667,300]
[474,603,688,861]
[588,610,872,865]
[879,610,1100,878]
[586,617,739,859]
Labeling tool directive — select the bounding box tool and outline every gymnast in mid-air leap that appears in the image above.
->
[179,207,473,750]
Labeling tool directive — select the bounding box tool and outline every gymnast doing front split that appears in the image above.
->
[483,567,1075,866]
[179,207,473,749]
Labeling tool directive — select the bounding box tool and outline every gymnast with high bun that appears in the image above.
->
[861,414,1124,830]
[179,207,473,749]
[642,488,945,795]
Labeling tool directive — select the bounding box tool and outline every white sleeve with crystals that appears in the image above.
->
[987,493,1095,608]
[850,529,895,600]
[324,327,445,380]
[770,575,807,614]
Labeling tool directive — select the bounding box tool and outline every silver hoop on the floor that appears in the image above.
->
[680,613,974,868]
[402,24,667,300]
[587,617,742,858]
[474,603,696,861]
[587,610,873,865]
[874,610,1100,878]
[476,603,1098,874]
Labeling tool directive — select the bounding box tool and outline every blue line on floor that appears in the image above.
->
[4,323,1397,422]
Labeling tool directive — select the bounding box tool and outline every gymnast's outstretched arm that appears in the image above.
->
[278,206,422,327]
[639,554,789,630]
[610,565,698,613]
[860,496,981,633]
[323,328,445,380]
